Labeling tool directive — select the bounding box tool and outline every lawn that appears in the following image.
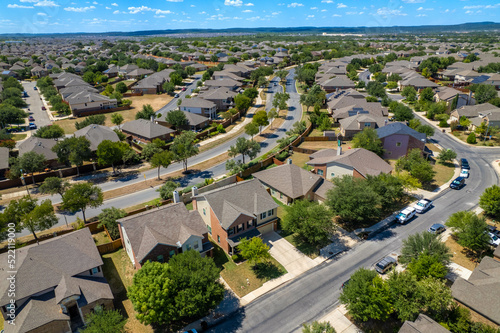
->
[101,249,154,333]
[92,230,111,246]
[110,79,135,91]
[212,242,287,298]
[423,159,455,191]
[298,140,352,151]
[445,236,484,271]
[289,152,311,168]
[452,130,500,147]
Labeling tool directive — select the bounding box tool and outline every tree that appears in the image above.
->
[245,122,259,140]
[228,137,261,164]
[157,180,180,200]
[234,94,252,112]
[39,177,70,199]
[408,118,421,130]
[339,268,393,322]
[466,132,477,144]
[416,124,434,138]
[12,196,58,242]
[257,76,268,88]
[169,72,183,86]
[351,128,384,156]
[97,207,127,240]
[446,211,490,256]
[128,251,224,326]
[393,104,414,121]
[365,174,405,210]
[366,81,386,98]
[300,84,325,111]
[170,131,199,172]
[33,124,65,138]
[81,308,126,333]
[326,176,380,223]
[272,92,290,111]
[163,81,175,95]
[62,183,103,223]
[243,87,259,102]
[54,137,92,176]
[437,149,457,164]
[96,140,128,174]
[115,82,128,94]
[475,84,497,104]
[185,66,196,76]
[459,116,471,129]
[419,87,434,102]
[275,70,288,82]
[225,160,246,175]
[283,200,335,247]
[135,104,156,120]
[395,149,435,184]
[237,237,271,265]
[18,151,46,184]
[165,109,188,129]
[141,138,166,161]
[479,185,500,218]
[0,104,27,128]
[74,114,106,130]
[399,232,451,266]
[302,321,336,333]
[150,150,172,180]
[252,110,269,134]
[111,113,124,129]
[407,254,448,280]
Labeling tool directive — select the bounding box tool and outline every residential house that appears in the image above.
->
[103,66,119,78]
[253,162,334,204]
[18,136,58,165]
[470,109,500,130]
[118,202,213,269]
[118,64,138,75]
[330,104,389,123]
[65,91,118,117]
[197,87,237,111]
[339,114,387,139]
[121,119,175,143]
[454,70,481,84]
[59,86,98,100]
[319,76,356,92]
[73,124,120,151]
[132,69,175,95]
[0,147,9,178]
[0,228,114,333]
[179,97,217,119]
[306,148,393,180]
[399,75,439,91]
[212,71,244,82]
[192,179,278,255]
[376,122,427,159]
[125,68,154,80]
[434,86,471,109]
[451,256,500,327]
[399,314,450,333]
[204,78,242,91]
[156,110,210,131]
[450,103,498,122]
[30,65,47,78]
[484,73,500,89]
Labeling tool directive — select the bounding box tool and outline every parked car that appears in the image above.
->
[341,279,350,290]
[41,106,46,110]
[375,256,397,274]
[174,93,179,98]
[182,87,187,91]
[460,169,469,178]
[428,223,446,234]
[28,123,37,130]
[488,225,500,237]
[488,232,500,247]
[33,86,37,90]
[461,158,470,170]
[396,207,416,224]
[450,177,465,190]
[28,115,34,121]
[414,199,432,213]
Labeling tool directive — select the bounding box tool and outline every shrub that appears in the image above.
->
[276,151,289,161]
[438,119,449,127]
[466,132,477,144]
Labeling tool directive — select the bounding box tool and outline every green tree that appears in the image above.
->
[96,140,127,174]
[408,118,421,130]
[275,70,288,82]
[416,124,434,138]
[475,84,497,104]
[386,271,423,322]
[33,124,65,138]
[459,116,471,129]
[150,150,172,180]
[283,200,335,247]
[135,104,156,120]
[395,149,435,184]
[74,114,106,130]
[97,207,127,240]
[365,174,405,210]
[165,109,188,129]
[225,160,246,175]
[52,137,92,176]
[62,183,103,223]
[446,211,490,256]
[252,110,269,134]
[157,180,180,200]
[407,254,448,280]
[272,92,290,111]
[18,151,46,184]
[366,81,386,98]
[234,94,252,112]
[141,138,166,161]
[81,308,126,333]
[339,268,393,322]
[300,84,326,111]
[267,108,279,129]
[257,76,268,88]
[0,103,28,128]
[228,137,261,164]
[479,185,500,218]
[39,177,70,199]
[419,87,435,102]
[399,232,451,266]
[438,149,457,164]
[237,237,271,265]
[243,87,259,102]
[115,82,128,94]
[351,128,384,156]
[393,103,414,121]
[169,72,183,86]
[163,81,175,95]
[170,131,199,172]
[302,321,336,333]
[111,113,124,129]
[13,196,58,242]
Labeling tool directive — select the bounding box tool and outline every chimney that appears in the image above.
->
[287,158,292,165]
[173,190,180,203]
[192,186,198,196]
[150,115,155,122]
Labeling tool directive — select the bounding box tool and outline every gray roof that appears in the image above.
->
[121,119,174,139]
[253,163,323,199]
[126,68,153,77]
[307,148,393,178]
[195,179,278,229]
[159,110,209,127]
[320,75,356,88]
[74,124,120,151]
[180,97,216,109]
[18,136,58,161]
[339,114,387,131]
[399,314,450,333]
[376,122,427,141]
[451,256,500,325]
[204,78,242,88]
[0,228,104,306]
[198,87,237,100]
[453,103,498,118]
[0,147,9,169]
[118,203,207,263]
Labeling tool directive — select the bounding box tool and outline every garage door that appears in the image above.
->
[258,222,274,234]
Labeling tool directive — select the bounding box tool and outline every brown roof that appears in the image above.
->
[18,136,58,161]
[399,314,450,333]
[122,119,175,139]
[0,147,9,170]
[73,124,120,151]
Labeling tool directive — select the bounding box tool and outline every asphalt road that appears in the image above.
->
[208,124,500,332]
[156,75,202,117]
[358,69,371,85]
[14,69,301,235]
[22,81,51,128]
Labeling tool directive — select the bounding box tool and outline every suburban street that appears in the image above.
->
[13,69,302,235]
[208,125,500,332]
[358,69,371,85]
[156,75,202,117]
[21,80,51,127]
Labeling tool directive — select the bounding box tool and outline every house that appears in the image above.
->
[203,78,242,91]
[0,228,114,333]
[103,66,119,78]
[121,119,175,143]
[399,76,439,91]
[376,122,427,159]
[156,110,210,131]
[118,64,138,75]
[306,148,393,180]
[0,147,9,178]
[73,124,120,151]
[197,87,237,111]
[434,86,471,109]
[319,76,356,92]
[192,179,278,255]
[330,104,388,123]
[450,103,498,122]
[118,202,213,269]
[65,91,118,117]
[179,97,217,119]
[399,314,450,333]
[18,136,58,164]
[339,114,387,139]
[30,65,47,78]
[125,68,154,80]
[451,256,500,327]
[253,162,334,204]
[132,69,175,94]
[59,86,98,100]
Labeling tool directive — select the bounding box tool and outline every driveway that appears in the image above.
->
[262,231,316,277]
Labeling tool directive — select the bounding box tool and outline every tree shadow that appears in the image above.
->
[252,261,284,280]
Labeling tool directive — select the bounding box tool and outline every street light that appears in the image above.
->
[20,168,30,198]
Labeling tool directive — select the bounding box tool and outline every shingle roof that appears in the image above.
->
[0,147,9,169]
[74,124,120,151]
[451,256,500,325]
[339,114,387,131]
[118,203,207,263]
[204,78,242,88]
[376,122,426,141]
[158,110,209,127]
[453,103,497,118]
[180,97,216,109]
[399,314,450,333]
[121,119,174,139]
[195,179,278,229]
[18,136,58,160]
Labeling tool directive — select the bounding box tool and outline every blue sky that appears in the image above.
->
[1,0,499,34]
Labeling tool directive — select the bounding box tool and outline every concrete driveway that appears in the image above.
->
[262,231,316,277]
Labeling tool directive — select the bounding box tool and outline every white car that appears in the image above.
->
[396,207,416,224]
[488,232,500,247]
[414,199,432,213]
[460,169,469,178]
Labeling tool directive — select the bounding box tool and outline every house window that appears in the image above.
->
[208,225,212,234]
[157,255,164,263]
[364,122,371,127]
[203,208,206,216]
[247,220,254,228]
[228,227,235,236]
[271,188,275,195]
[217,235,220,243]
[396,142,401,147]
[90,267,100,275]
[260,211,267,220]
[318,169,324,176]
[280,193,283,199]
[194,243,199,250]
[268,209,273,216]
[237,223,244,233]
[331,172,335,178]
[169,250,175,257]
[186,244,191,250]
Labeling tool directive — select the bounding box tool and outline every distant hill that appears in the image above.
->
[1,21,499,38]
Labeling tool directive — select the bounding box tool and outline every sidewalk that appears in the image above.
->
[293,304,360,333]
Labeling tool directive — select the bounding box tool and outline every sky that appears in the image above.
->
[0,0,499,34]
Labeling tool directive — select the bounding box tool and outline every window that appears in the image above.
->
[318,169,324,176]
[331,172,335,178]
[268,209,273,216]
[194,243,199,249]
[396,142,401,147]
[260,211,267,220]
[186,244,191,250]
[169,250,175,257]
[247,220,254,228]
[157,255,164,263]
[280,193,283,199]
[217,235,220,243]
[364,122,371,127]
[271,188,275,195]
[228,227,235,236]
[208,225,212,234]
[90,267,100,275]
[237,223,244,232]
[203,208,206,216]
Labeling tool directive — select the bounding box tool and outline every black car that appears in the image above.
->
[461,158,470,170]
[450,177,465,189]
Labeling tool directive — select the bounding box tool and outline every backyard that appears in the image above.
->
[452,130,500,147]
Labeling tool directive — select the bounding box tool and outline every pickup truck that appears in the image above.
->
[414,199,432,213]
[396,207,416,224]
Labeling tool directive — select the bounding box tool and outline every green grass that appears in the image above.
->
[185,202,193,210]
[92,231,111,246]
[12,133,27,141]
[422,159,455,191]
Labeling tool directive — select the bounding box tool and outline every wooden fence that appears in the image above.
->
[97,239,122,254]
[75,105,131,117]
[292,146,318,155]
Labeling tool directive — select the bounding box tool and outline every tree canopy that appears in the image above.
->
[228,137,261,164]
[351,128,384,156]
[170,131,199,172]
[479,185,500,218]
[62,183,103,223]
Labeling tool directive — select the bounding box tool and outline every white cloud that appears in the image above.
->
[199,11,206,14]
[417,6,433,10]
[166,0,183,2]
[416,13,426,16]
[64,5,95,12]
[113,9,119,14]
[321,9,327,12]
[310,7,317,10]
[105,6,110,9]
[34,0,59,7]
[246,16,261,21]
[346,11,357,14]
[7,3,34,8]
[233,16,242,19]
[128,5,152,13]
[92,1,98,4]
[111,2,118,6]
[224,0,243,6]
[271,11,280,15]
[337,3,347,8]
[190,4,195,7]
[376,7,407,16]
[37,11,46,15]
[156,9,171,14]
[288,3,304,8]
[321,0,334,3]
[401,0,425,3]
[332,13,341,16]
[242,9,252,12]
[244,2,254,5]
[464,4,500,9]
[307,14,314,17]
